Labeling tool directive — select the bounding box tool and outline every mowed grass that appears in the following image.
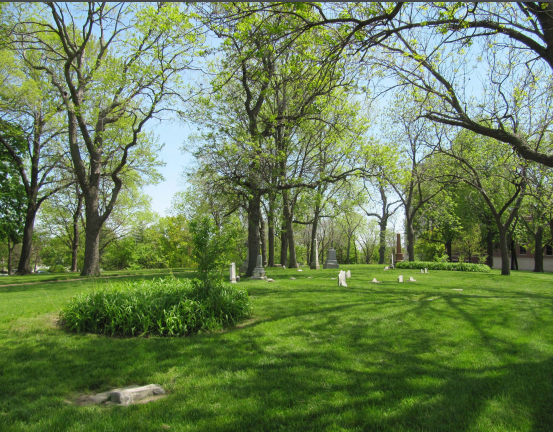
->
[0,265,552,431]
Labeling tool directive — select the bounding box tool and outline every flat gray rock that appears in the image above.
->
[111,384,166,405]
[74,384,165,406]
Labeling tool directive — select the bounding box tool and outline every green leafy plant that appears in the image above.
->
[189,216,238,287]
[49,264,67,273]
[59,276,251,337]
[396,261,491,272]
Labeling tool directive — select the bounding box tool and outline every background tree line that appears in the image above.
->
[1,2,552,277]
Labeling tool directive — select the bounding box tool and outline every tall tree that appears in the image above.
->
[0,47,70,275]
[437,130,528,275]
[383,97,452,261]
[0,121,26,274]
[12,2,200,275]
[191,6,370,275]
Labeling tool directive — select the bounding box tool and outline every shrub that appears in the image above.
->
[59,276,252,337]
[49,264,67,273]
[395,261,491,273]
[189,216,238,283]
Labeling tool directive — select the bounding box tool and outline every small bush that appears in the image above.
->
[49,264,67,273]
[395,261,491,273]
[59,276,252,337]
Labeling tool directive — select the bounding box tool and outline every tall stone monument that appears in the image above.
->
[250,255,267,280]
[310,239,320,270]
[323,248,340,269]
[395,233,404,262]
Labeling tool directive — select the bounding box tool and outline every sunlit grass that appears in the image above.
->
[1,265,552,431]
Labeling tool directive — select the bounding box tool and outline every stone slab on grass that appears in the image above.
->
[74,384,166,406]
[111,384,166,405]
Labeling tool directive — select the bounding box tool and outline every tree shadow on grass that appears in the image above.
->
[1,289,552,431]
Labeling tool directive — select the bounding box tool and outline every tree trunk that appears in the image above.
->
[345,236,352,264]
[71,193,83,272]
[498,225,510,276]
[534,225,544,273]
[260,215,267,267]
[282,190,297,268]
[246,193,261,276]
[378,219,387,264]
[16,203,38,275]
[306,234,311,267]
[81,203,102,276]
[268,195,275,266]
[445,240,452,262]
[7,238,13,275]
[486,228,494,268]
[406,217,415,262]
[280,220,288,267]
[309,205,320,265]
[510,238,518,271]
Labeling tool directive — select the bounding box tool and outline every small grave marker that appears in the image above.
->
[338,270,347,287]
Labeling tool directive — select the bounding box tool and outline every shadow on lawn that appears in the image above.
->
[1,287,552,431]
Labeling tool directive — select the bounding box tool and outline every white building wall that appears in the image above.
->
[493,256,553,272]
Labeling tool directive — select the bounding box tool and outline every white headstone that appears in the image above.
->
[372,278,380,283]
[283,265,286,269]
[398,275,403,283]
[230,263,236,283]
[338,270,347,287]
[346,270,351,278]
[297,269,303,272]
[408,277,416,282]
[421,269,424,274]
[384,266,389,271]
[267,278,274,282]
[424,268,428,273]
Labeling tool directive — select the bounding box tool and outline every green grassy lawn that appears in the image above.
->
[0,268,194,286]
[1,265,552,431]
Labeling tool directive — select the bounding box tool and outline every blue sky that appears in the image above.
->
[142,121,194,217]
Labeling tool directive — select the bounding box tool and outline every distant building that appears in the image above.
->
[492,244,553,272]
